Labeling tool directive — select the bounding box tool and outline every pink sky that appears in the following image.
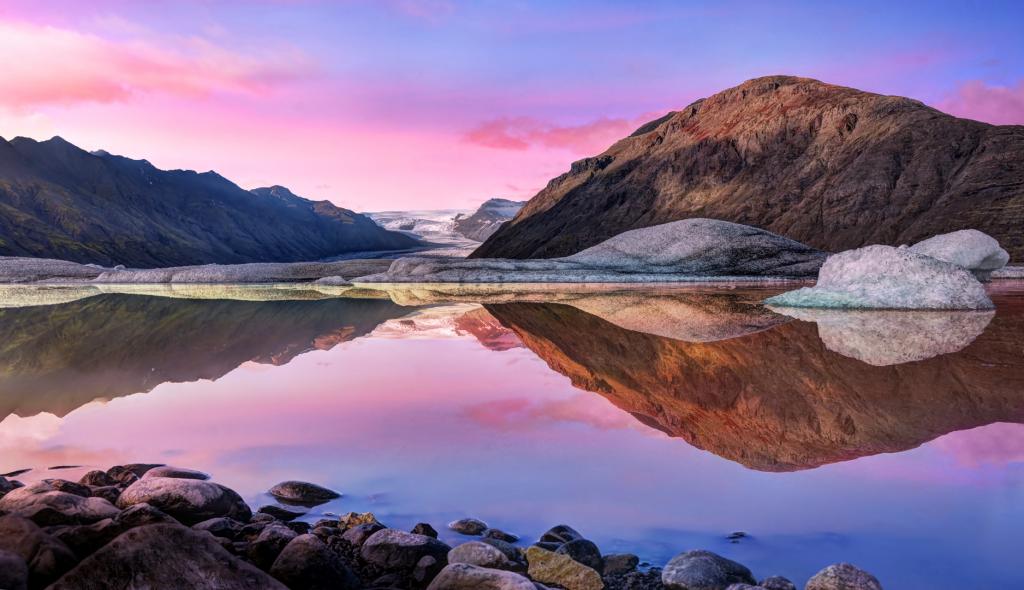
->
[0,2,1021,211]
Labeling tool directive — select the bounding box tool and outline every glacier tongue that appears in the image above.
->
[764,245,994,310]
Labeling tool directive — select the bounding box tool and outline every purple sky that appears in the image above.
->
[0,0,1021,210]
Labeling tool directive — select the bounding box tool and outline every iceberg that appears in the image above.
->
[909,229,1009,281]
[764,245,994,310]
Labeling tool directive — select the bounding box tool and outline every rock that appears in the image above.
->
[0,515,77,588]
[556,539,603,572]
[426,563,539,590]
[312,526,340,541]
[338,511,381,530]
[0,549,29,590]
[479,538,521,561]
[268,481,341,506]
[341,522,386,546]
[361,220,825,283]
[449,517,489,535]
[47,523,286,589]
[194,517,246,540]
[45,519,122,558]
[258,505,306,522]
[103,466,138,486]
[286,521,311,535]
[41,480,91,498]
[269,534,360,590]
[251,513,277,524]
[910,229,1009,280]
[453,198,528,242]
[360,528,452,570]
[0,482,120,526]
[759,577,796,590]
[0,476,15,496]
[1,469,31,478]
[141,465,211,480]
[249,523,299,570]
[414,554,445,584]
[805,563,882,590]
[115,503,177,528]
[412,522,440,538]
[764,245,994,310]
[539,524,585,545]
[483,528,519,543]
[87,486,121,505]
[77,471,115,487]
[314,275,353,286]
[471,76,1024,262]
[448,541,523,572]
[117,477,251,525]
[603,553,640,576]
[662,550,755,590]
[526,545,604,590]
[118,463,165,478]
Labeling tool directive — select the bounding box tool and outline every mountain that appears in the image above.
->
[485,299,1024,471]
[453,198,527,241]
[472,76,1024,260]
[0,136,419,267]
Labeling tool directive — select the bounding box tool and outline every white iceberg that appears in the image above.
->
[909,229,1009,281]
[764,245,994,310]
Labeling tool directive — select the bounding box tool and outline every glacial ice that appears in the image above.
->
[764,245,994,310]
[909,229,1009,281]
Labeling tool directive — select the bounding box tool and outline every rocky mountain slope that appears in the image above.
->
[0,137,418,267]
[473,76,1024,260]
[453,197,526,241]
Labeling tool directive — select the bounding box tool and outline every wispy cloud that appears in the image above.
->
[937,79,1024,125]
[464,112,665,154]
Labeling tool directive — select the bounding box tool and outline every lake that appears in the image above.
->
[1,283,1022,588]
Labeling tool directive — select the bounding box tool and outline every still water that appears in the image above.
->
[1,284,1022,588]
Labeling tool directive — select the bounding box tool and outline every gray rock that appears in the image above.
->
[539,524,584,545]
[0,476,15,496]
[414,554,445,584]
[250,513,277,524]
[448,517,489,535]
[603,553,640,576]
[47,523,286,589]
[556,538,603,572]
[427,563,538,590]
[361,528,452,570]
[248,523,299,570]
[760,576,796,590]
[77,471,115,487]
[0,482,119,526]
[448,541,523,572]
[269,534,360,590]
[479,538,521,562]
[117,463,166,478]
[805,563,882,590]
[910,229,1009,281]
[194,517,246,540]
[88,486,120,504]
[45,519,121,558]
[117,477,251,525]
[412,522,439,538]
[341,522,386,546]
[662,550,756,590]
[115,503,177,528]
[258,505,306,522]
[268,481,340,506]
[141,466,210,480]
[483,528,519,543]
[0,549,28,590]
[0,515,77,588]
[40,480,91,498]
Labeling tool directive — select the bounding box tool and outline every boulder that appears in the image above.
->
[194,517,246,540]
[248,523,299,570]
[40,480,91,498]
[412,522,440,538]
[114,503,177,528]
[269,534,360,590]
[525,545,604,590]
[539,524,585,545]
[47,523,286,589]
[662,550,756,590]
[117,477,251,525]
[764,245,994,310]
[556,538,603,572]
[258,505,306,522]
[482,528,519,543]
[0,476,16,496]
[0,515,77,589]
[0,549,29,590]
[449,517,489,535]
[341,522,386,546]
[268,481,340,506]
[337,511,381,530]
[78,471,115,487]
[602,553,640,576]
[910,229,1009,280]
[141,466,211,480]
[44,519,121,559]
[0,482,120,526]
[759,577,797,590]
[805,563,883,590]
[360,528,452,570]
[116,463,165,478]
[448,541,523,572]
[426,563,539,590]
[88,486,121,505]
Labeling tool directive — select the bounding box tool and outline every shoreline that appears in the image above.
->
[0,464,882,590]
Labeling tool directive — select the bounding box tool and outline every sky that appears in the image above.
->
[0,0,1021,211]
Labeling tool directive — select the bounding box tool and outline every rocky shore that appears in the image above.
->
[0,465,883,590]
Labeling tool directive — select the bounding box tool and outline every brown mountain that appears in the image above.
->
[0,136,419,267]
[453,198,527,241]
[473,76,1024,260]
[484,295,1024,471]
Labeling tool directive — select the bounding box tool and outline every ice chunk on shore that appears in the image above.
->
[772,307,994,365]
[765,245,994,310]
[909,229,1009,281]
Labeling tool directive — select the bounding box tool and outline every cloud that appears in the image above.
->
[932,422,1024,468]
[0,20,314,109]
[936,79,1024,125]
[464,112,666,154]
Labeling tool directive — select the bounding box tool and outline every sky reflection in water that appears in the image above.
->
[0,287,1022,588]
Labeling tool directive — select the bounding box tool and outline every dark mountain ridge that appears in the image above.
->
[0,136,418,267]
[473,75,1024,259]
